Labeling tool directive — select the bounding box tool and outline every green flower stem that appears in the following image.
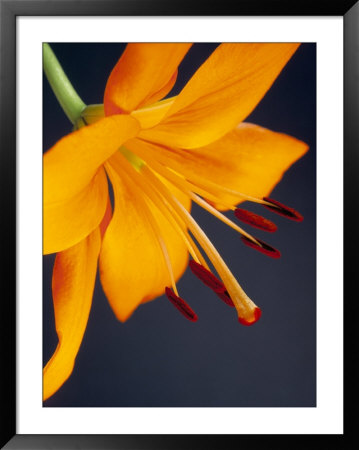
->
[43,43,86,124]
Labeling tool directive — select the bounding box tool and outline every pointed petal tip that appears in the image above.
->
[241,236,281,259]
[43,355,75,402]
[263,197,303,222]
[238,307,262,326]
[115,313,133,323]
[110,303,137,323]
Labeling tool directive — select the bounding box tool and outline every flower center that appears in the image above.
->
[79,103,303,326]
[107,142,302,327]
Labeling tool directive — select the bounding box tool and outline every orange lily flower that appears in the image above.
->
[43,43,309,401]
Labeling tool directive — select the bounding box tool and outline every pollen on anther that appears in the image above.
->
[165,287,198,322]
[241,236,281,258]
[216,290,235,307]
[263,197,303,222]
[189,260,235,307]
[189,260,223,291]
[238,307,262,326]
[235,208,277,232]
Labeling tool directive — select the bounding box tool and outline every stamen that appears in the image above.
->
[189,260,235,307]
[135,138,272,207]
[189,260,223,291]
[112,146,261,325]
[235,208,277,232]
[141,166,260,324]
[190,193,260,245]
[263,197,303,222]
[217,291,236,307]
[241,236,281,258]
[125,145,260,246]
[165,287,198,322]
[110,152,209,270]
[126,139,236,210]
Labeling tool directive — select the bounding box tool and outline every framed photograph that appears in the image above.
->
[1,0,355,448]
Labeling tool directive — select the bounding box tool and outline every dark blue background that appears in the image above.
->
[43,43,316,407]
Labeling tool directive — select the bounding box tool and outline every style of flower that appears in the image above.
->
[43,43,308,401]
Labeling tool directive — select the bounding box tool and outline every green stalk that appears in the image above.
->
[43,43,86,124]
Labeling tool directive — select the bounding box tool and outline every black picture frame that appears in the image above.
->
[1,0,356,448]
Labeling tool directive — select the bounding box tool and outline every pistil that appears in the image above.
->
[109,143,301,326]
[141,165,261,325]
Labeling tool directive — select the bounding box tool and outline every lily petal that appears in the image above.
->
[44,167,108,255]
[99,163,190,322]
[43,115,139,253]
[131,97,175,129]
[104,43,192,115]
[139,43,300,149]
[44,114,140,205]
[43,228,101,401]
[130,122,309,210]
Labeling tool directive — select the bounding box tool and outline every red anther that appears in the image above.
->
[189,260,235,307]
[234,208,277,232]
[165,287,198,322]
[263,197,303,222]
[216,291,235,307]
[238,307,262,326]
[189,260,223,291]
[241,236,281,259]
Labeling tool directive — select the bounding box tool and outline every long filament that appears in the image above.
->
[140,165,258,319]
[136,138,272,206]
[126,140,236,210]
[123,144,260,245]
[109,153,209,270]
[106,162,179,296]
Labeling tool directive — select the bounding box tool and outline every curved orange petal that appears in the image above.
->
[131,97,175,129]
[44,114,140,205]
[104,43,192,115]
[140,70,178,110]
[139,43,300,149]
[99,162,190,322]
[131,123,308,210]
[44,167,108,255]
[43,228,101,401]
[43,115,139,253]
